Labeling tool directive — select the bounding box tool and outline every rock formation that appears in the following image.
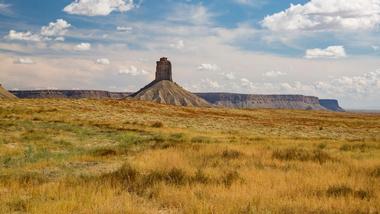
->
[195,93,327,110]
[10,90,130,99]
[319,99,345,112]
[155,57,173,81]
[9,89,345,112]
[0,84,17,99]
[129,57,210,107]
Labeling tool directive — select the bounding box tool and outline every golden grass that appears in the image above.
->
[0,99,379,213]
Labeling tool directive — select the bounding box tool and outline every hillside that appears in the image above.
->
[0,99,379,213]
[0,84,17,99]
[130,80,210,107]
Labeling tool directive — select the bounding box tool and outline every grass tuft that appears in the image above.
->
[272,148,334,164]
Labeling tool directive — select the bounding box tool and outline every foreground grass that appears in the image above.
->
[0,99,379,213]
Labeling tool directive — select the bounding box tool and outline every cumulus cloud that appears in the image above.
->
[14,58,35,64]
[116,26,133,32]
[262,0,380,31]
[240,78,255,89]
[96,58,110,65]
[170,40,185,49]
[40,19,71,37]
[263,70,287,78]
[63,0,135,16]
[75,43,91,51]
[315,70,380,96]
[168,4,211,25]
[305,46,347,59]
[222,72,236,80]
[5,19,71,42]
[197,63,219,72]
[201,78,220,89]
[118,66,148,76]
[5,30,41,42]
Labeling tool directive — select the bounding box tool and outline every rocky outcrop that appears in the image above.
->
[130,57,210,107]
[131,80,210,107]
[0,84,17,99]
[319,99,345,112]
[195,93,327,110]
[9,90,345,111]
[10,90,131,99]
[155,57,173,82]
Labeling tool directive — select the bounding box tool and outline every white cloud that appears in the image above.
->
[0,3,11,14]
[222,72,236,80]
[40,19,71,37]
[197,63,219,72]
[96,58,110,65]
[74,43,91,51]
[119,66,148,76]
[5,19,71,42]
[5,30,41,42]
[170,40,185,49]
[315,70,380,96]
[234,0,267,7]
[305,46,347,59]
[263,70,287,78]
[201,78,220,89]
[14,58,34,64]
[168,4,211,25]
[63,0,135,16]
[372,45,379,51]
[262,0,380,31]
[116,26,133,32]
[240,78,255,89]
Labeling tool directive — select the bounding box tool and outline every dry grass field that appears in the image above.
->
[0,99,379,213]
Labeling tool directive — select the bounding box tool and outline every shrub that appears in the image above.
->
[91,148,117,157]
[168,133,186,143]
[221,170,240,187]
[370,166,380,177]
[326,185,353,197]
[272,148,333,164]
[151,121,164,128]
[221,149,242,159]
[191,136,212,144]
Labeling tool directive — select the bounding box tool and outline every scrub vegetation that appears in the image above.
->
[0,99,379,213]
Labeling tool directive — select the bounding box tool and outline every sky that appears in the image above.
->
[0,0,380,109]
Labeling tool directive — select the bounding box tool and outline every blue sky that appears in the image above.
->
[0,0,380,109]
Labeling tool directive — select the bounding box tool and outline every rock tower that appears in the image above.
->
[155,57,172,82]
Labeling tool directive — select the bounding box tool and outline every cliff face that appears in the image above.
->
[10,90,131,99]
[195,93,327,110]
[9,90,345,112]
[319,99,345,112]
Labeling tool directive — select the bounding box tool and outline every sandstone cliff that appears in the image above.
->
[10,90,131,99]
[195,93,327,110]
[319,99,345,112]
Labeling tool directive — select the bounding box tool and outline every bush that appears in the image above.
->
[272,148,333,164]
[91,147,117,157]
[221,149,242,159]
[326,185,353,197]
[191,136,212,144]
[151,121,164,128]
[326,185,371,200]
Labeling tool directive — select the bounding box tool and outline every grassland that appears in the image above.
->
[0,99,379,213]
